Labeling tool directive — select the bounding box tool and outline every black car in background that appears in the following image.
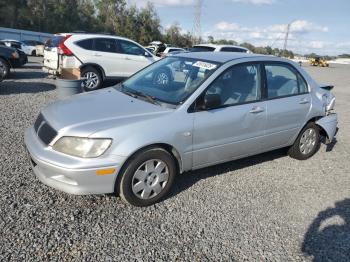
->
[0,45,27,79]
[0,41,28,66]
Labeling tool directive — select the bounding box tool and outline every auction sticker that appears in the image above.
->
[193,61,217,70]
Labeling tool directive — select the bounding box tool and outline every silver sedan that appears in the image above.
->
[25,52,338,206]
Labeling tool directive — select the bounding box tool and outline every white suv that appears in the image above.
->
[190,44,251,53]
[44,34,158,91]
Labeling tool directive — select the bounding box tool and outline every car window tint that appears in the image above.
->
[119,40,145,56]
[221,47,247,53]
[265,64,303,98]
[76,39,93,50]
[94,38,119,53]
[190,46,216,52]
[205,63,261,107]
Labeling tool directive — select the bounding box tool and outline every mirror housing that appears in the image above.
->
[203,94,221,110]
[144,51,152,57]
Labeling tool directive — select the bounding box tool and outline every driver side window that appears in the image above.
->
[204,63,262,108]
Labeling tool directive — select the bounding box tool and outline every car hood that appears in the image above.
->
[42,87,173,135]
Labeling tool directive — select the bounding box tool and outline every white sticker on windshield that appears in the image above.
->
[193,61,217,70]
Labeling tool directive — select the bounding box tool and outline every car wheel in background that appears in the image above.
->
[288,122,320,160]
[152,67,172,88]
[81,66,102,92]
[0,58,10,79]
[31,50,36,56]
[118,148,177,206]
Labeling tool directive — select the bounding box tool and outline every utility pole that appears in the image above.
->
[192,0,203,45]
[283,22,291,56]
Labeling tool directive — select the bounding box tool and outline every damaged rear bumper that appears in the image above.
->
[316,113,338,143]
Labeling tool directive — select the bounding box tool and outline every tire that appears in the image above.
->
[31,50,36,56]
[152,67,172,88]
[81,66,102,92]
[288,122,320,160]
[118,148,177,206]
[0,57,10,79]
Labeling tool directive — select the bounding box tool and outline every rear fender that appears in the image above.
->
[316,114,338,143]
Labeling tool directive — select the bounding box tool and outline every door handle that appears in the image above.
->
[125,57,131,60]
[249,106,264,114]
[93,52,102,57]
[299,98,310,104]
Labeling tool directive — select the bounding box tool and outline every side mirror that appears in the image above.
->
[203,94,221,109]
[144,51,152,57]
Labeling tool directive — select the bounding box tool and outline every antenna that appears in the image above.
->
[192,0,203,45]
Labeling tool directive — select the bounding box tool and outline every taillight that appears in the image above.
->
[58,35,73,56]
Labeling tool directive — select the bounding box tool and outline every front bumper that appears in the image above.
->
[24,127,126,195]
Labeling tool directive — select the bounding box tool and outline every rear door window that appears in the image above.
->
[93,38,120,53]
[265,63,308,99]
[76,39,93,50]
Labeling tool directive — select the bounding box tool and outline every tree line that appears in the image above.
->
[0,0,298,57]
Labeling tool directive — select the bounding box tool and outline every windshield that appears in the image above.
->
[120,57,221,105]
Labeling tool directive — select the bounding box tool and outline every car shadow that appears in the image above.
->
[167,148,287,200]
[326,137,338,152]
[0,81,55,94]
[22,64,43,70]
[302,198,350,262]
[9,70,47,79]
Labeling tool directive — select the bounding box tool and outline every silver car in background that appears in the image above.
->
[25,52,338,206]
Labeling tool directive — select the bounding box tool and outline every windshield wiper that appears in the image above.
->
[117,83,162,106]
[131,90,162,106]
[121,86,161,106]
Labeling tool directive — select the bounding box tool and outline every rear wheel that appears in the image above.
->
[118,148,176,206]
[288,122,320,160]
[31,50,36,56]
[81,66,102,91]
[0,58,10,79]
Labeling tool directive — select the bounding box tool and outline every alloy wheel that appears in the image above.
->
[83,71,99,90]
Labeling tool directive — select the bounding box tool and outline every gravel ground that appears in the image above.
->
[0,57,349,261]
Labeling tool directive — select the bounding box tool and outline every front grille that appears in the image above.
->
[34,113,57,145]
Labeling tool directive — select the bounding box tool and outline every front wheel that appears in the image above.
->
[118,148,177,206]
[288,122,320,160]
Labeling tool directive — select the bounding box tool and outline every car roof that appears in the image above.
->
[174,52,276,63]
[70,33,138,43]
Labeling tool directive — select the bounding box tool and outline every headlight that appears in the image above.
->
[53,137,112,158]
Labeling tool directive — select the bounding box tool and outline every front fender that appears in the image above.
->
[316,114,338,143]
